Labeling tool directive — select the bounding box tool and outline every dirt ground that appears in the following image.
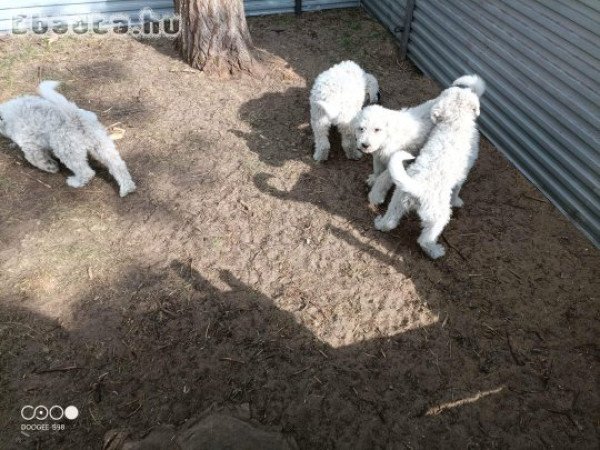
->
[0,9,598,449]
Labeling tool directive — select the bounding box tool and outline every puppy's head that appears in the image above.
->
[364,73,380,105]
[353,105,389,154]
[431,87,480,124]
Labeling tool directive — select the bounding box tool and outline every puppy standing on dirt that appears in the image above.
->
[375,86,482,259]
[354,75,485,205]
[310,60,379,161]
[0,81,136,197]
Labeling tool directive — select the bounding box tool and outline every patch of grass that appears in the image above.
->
[348,20,362,31]
[0,35,78,85]
[269,13,296,28]
[339,34,356,51]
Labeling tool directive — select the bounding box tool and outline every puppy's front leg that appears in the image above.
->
[374,188,409,231]
[366,154,384,186]
[21,145,59,173]
[368,169,393,205]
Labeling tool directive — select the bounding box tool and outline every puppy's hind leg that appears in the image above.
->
[311,115,331,162]
[339,124,362,160]
[89,139,136,197]
[20,144,59,173]
[60,151,96,188]
[451,181,465,208]
[417,209,451,259]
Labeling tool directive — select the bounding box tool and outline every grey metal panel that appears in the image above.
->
[245,0,359,16]
[406,0,600,247]
[361,0,406,40]
[0,1,360,32]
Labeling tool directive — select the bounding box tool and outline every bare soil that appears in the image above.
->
[0,9,598,450]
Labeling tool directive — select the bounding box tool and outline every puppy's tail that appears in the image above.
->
[38,81,79,112]
[452,74,486,97]
[389,151,422,197]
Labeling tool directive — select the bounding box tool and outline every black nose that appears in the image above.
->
[361,143,370,149]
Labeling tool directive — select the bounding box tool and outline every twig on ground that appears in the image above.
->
[522,194,547,203]
[34,365,82,374]
[220,357,245,364]
[506,332,525,366]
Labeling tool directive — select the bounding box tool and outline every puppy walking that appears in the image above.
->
[375,86,482,259]
[310,61,379,161]
[0,81,136,197]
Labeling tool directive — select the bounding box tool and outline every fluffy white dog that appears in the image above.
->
[310,60,379,161]
[354,75,485,205]
[0,81,136,197]
[374,86,482,259]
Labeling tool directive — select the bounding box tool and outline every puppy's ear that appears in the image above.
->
[431,106,442,124]
[431,104,449,124]
[431,99,459,123]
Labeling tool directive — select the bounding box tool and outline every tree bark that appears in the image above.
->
[174,0,261,77]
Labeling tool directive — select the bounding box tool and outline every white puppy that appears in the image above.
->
[374,86,482,259]
[0,81,136,197]
[310,60,379,161]
[354,75,485,205]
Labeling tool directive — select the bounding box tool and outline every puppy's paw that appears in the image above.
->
[451,196,464,208]
[374,215,396,232]
[421,243,446,259]
[345,149,363,160]
[66,176,90,188]
[313,147,330,162]
[368,189,385,205]
[366,173,377,187]
[119,181,137,197]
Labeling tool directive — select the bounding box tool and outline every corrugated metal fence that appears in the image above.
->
[0,0,359,33]
[363,0,600,247]
[361,0,406,42]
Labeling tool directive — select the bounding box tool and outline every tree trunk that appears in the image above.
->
[174,0,261,77]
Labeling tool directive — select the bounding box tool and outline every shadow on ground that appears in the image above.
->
[4,257,586,450]
[0,9,598,450]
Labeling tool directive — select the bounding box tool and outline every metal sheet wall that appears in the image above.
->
[361,0,406,41]
[0,0,360,33]
[363,0,600,247]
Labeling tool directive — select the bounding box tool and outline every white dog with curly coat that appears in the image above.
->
[310,60,379,161]
[354,75,485,205]
[0,81,136,197]
[375,86,482,259]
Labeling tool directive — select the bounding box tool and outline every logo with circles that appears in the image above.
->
[21,405,79,421]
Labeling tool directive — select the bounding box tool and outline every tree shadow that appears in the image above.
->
[0,262,505,449]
